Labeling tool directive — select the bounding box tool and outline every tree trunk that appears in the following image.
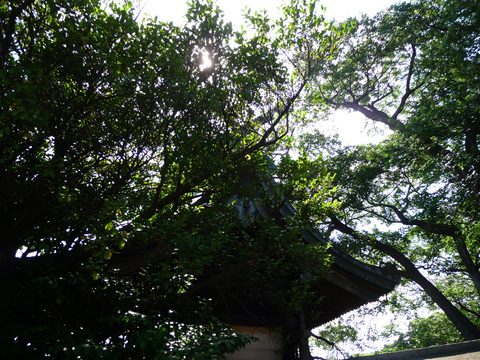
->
[375,239,480,340]
[299,308,314,360]
[329,215,480,340]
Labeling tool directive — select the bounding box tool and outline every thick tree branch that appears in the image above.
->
[328,214,480,340]
[328,98,403,132]
[376,203,480,296]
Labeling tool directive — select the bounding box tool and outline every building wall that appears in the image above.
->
[226,325,282,360]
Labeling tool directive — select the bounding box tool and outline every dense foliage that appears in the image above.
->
[299,0,480,355]
[7,0,477,357]
[382,312,463,352]
[0,0,346,358]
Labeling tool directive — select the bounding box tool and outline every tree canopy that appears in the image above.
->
[0,0,351,358]
[299,0,480,355]
[4,0,478,357]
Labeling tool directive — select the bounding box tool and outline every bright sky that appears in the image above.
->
[141,0,396,26]
[140,0,399,145]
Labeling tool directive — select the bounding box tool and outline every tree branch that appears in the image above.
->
[328,214,480,340]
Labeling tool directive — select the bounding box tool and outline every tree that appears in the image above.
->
[298,0,480,351]
[382,312,463,352]
[0,0,346,358]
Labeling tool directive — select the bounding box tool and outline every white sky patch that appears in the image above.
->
[141,0,395,27]
[319,110,393,146]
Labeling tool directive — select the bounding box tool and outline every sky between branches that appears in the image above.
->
[140,0,398,145]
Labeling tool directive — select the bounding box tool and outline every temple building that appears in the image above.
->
[191,176,401,359]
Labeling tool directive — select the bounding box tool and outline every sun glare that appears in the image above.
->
[199,51,212,71]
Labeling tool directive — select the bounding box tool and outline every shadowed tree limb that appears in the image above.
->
[328,214,480,340]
